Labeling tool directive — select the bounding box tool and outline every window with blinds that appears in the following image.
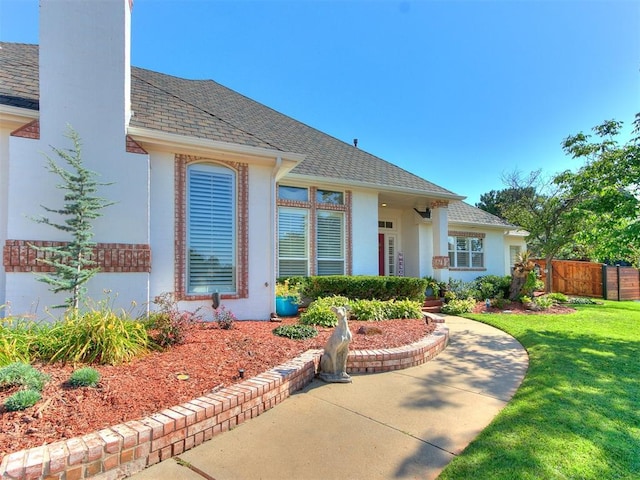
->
[187,164,236,294]
[317,211,344,275]
[278,207,308,276]
[448,235,484,268]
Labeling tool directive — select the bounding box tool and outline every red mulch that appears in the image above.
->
[0,317,434,460]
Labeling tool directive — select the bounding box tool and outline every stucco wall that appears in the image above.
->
[351,189,379,275]
[0,127,10,310]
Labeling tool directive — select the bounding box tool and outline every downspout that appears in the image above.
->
[270,156,283,315]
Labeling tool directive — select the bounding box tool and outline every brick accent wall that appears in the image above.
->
[174,155,249,300]
[10,120,149,156]
[3,240,151,273]
[0,324,449,480]
[10,119,40,139]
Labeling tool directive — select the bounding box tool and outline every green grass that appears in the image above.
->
[439,301,640,480]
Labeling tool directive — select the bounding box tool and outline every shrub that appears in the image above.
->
[350,299,387,321]
[145,292,200,348]
[446,279,479,301]
[213,306,236,330]
[566,297,599,305]
[0,362,49,391]
[533,296,555,310]
[43,307,149,365]
[303,276,426,302]
[4,389,42,411]
[299,296,349,327]
[547,292,569,303]
[68,367,101,388]
[384,299,423,320]
[441,297,476,315]
[272,324,318,340]
[473,275,511,301]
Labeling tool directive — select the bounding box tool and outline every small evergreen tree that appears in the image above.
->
[31,127,114,310]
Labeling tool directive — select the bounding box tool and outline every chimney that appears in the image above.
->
[39,0,132,145]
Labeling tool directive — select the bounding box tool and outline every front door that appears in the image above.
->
[378,233,397,276]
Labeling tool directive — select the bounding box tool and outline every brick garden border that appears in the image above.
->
[0,323,449,480]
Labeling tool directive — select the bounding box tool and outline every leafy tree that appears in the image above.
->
[31,127,114,310]
[557,114,640,266]
[475,187,536,219]
[499,169,587,293]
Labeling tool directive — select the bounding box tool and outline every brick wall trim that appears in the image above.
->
[3,240,151,273]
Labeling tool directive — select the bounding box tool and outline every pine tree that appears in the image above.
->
[31,127,114,310]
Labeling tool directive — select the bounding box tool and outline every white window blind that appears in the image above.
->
[448,235,484,268]
[187,164,236,294]
[317,211,344,275]
[278,207,308,276]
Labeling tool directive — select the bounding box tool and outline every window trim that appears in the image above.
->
[277,185,351,276]
[448,231,486,271]
[175,155,248,300]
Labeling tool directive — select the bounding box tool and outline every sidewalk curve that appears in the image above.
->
[131,316,528,480]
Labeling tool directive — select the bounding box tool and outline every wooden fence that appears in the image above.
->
[603,265,640,301]
[534,259,640,300]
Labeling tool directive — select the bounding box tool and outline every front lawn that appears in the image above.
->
[439,300,640,480]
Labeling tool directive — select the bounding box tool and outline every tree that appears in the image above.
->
[499,169,587,293]
[558,114,640,266]
[475,187,536,219]
[31,127,114,310]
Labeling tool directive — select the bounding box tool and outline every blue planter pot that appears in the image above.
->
[276,296,299,316]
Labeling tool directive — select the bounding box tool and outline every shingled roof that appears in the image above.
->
[0,41,510,228]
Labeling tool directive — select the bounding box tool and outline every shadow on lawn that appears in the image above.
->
[435,321,640,479]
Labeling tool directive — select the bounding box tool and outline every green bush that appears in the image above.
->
[384,299,423,320]
[441,297,476,315]
[4,389,42,411]
[42,308,149,365]
[299,296,349,327]
[446,279,479,301]
[547,292,569,303]
[533,296,555,310]
[0,362,49,391]
[350,299,387,321]
[272,324,318,340]
[473,275,511,301]
[68,367,101,388]
[303,276,426,302]
[566,297,599,305]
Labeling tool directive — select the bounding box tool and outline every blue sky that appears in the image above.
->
[1,0,638,205]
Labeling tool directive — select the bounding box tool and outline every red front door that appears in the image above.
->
[378,233,385,276]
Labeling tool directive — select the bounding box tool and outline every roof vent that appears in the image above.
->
[353,138,358,148]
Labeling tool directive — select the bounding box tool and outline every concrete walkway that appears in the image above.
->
[131,316,528,480]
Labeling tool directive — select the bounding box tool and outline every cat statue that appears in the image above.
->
[319,305,353,383]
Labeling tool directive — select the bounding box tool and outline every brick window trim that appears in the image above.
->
[450,267,487,272]
[277,186,352,276]
[175,155,249,301]
[448,231,486,239]
[3,240,151,273]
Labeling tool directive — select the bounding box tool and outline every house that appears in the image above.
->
[0,1,525,320]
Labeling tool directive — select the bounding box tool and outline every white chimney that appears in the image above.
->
[39,0,132,145]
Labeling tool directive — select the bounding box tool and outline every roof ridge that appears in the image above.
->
[131,69,283,152]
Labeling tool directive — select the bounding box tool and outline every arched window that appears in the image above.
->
[186,163,236,294]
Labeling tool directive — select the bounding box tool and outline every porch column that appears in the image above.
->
[430,200,450,283]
